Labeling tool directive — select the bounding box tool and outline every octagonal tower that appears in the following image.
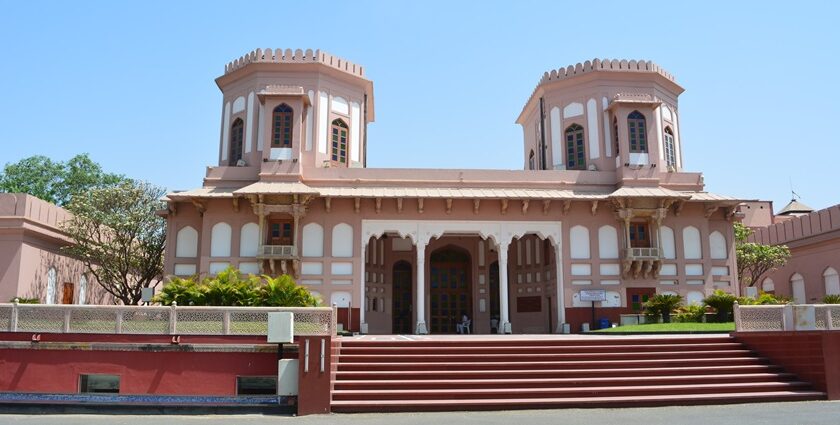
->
[212,48,375,185]
[517,59,684,176]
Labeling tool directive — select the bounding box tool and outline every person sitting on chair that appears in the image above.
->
[456,313,471,334]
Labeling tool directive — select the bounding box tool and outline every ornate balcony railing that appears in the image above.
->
[0,302,335,336]
[258,245,297,258]
[734,303,840,332]
[623,247,660,259]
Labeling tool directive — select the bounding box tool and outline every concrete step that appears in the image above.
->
[338,342,745,355]
[330,390,826,413]
[332,381,812,401]
[333,372,798,390]
[336,349,755,363]
[333,364,785,380]
[337,336,733,348]
[336,356,769,371]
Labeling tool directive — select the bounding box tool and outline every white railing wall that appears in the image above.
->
[735,302,840,332]
[0,302,335,336]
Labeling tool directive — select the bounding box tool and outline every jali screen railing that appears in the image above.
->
[0,302,335,336]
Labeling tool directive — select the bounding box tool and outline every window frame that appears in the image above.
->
[79,374,120,394]
[627,110,647,153]
[664,126,676,169]
[236,376,278,396]
[330,118,349,166]
[564,124,586,170]
[271,103,294,148]
[229,117,245,166]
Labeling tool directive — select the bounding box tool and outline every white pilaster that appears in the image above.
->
[359,237,367,333]
[498,240,512,334]
[554,238,566,332]
[415,242,428,334]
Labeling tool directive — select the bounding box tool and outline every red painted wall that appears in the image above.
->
[565,307,635,332]
[0,349,278,395]
[735,331,840,399]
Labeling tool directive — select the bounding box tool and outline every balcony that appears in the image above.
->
[622,247,662,279]
[623,247,660,260]
[257,245,297,259]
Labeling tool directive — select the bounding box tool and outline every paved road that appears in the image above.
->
[0,401,838,425]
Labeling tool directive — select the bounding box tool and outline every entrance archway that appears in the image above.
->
[392,261,413,334]
[429,245,472,333]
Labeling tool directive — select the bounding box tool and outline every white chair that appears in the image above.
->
[457,319,471,334]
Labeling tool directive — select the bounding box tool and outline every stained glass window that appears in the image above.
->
[564,124,586,170]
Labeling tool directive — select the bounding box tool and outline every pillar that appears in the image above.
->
[359,237,368,333]
[554,237,566,332]
[415,242,428,334]
[498,240,512,334]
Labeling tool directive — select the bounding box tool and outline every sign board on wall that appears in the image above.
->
[579,289,606,302]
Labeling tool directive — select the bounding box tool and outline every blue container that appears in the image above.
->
[599,318,610,330]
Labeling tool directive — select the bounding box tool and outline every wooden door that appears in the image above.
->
[268,219,293,246]
[62,282,75,304]
[392,261,413,334]
[429,248,471,334]
[627,287,656,313]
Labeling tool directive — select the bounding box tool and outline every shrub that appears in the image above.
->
[258,274,320,307]
[10,297,39,304]
[704,290,737,322]
[154,267,319,307]
[736,292,789,306]
[644,294,683,323]
[823,294,840,304]
[674,304,706,323]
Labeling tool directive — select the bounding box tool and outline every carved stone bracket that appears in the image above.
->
[562,200,572,215]
[542,200,551,215]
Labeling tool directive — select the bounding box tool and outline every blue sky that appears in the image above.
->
[1,1,838,212]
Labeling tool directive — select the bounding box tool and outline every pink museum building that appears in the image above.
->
[161,49,742,334]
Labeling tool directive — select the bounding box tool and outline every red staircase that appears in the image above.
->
[331,336,825,412]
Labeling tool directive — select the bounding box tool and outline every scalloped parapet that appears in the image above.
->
[538,58,675,85]
[518,58,678,121]
[224,48,365,78]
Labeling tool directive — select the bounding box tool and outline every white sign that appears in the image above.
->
[579,289,606,302]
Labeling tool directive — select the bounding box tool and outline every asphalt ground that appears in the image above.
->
[0,401,837,425]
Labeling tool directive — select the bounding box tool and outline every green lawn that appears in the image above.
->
[593,322,735,333]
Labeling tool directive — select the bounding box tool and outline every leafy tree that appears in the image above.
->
[0,154,125,206]
[61,180,166,305]
[734,222,791,288]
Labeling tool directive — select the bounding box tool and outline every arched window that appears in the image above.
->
[627,111,647,153]
[528,150,535,170]
[790,273,806,304]
[78,274,87,305]
[46,267,57,305]
[271,104,293,148]
[330,119,348,165]
[664,127,676,169]
[612,116,619,155]
[229,118,244,166]
[824,267,840,295]
[564,124,585,170]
